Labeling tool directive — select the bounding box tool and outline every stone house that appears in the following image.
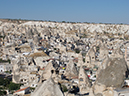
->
[0,63,13,72]
[84,47,96,68]
[5,63,13,72]
[0,63,5,72]
[13,87,30,96]
[84,54,91,67]
[88,47,96,62]
[29,51,50,68]
[19,44,32,53]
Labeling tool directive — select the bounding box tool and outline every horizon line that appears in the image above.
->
[0,18,129,25]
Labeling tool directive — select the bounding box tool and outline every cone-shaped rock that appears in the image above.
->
[79,65,91,93]
[31,77,63,96]
[64,59,78,78]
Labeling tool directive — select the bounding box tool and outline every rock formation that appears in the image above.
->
[91,55,127,96]
[31,77,63,96]
[42,61,55,80]
[64,59,78,78]
[98,43,108,61]
[79,65,91,94]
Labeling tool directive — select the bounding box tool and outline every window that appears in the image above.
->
[87,61,89,63]
[55,70,59,74]
[80,78,83,81]
[92,57,94,59]
[21,79,23,82]
[51,70,54,74]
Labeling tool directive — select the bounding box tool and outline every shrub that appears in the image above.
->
[96,46,99,52]
[120,38,124,40]
[0,77,10,87]
[83,58,85,62]
[5,71,11,74]
[9,82,20,91]
[0,90,7,95]
[74,49,80,54]
[61,85,68,92]
[30,87,35,91]
[0,59,11,63]
[62,21,66,23]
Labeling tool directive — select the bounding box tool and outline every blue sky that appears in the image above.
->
[0,0,129,24]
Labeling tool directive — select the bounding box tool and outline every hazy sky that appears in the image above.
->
[0,0,129,24]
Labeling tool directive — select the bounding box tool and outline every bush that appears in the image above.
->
[120,38,124,40]
[30,87,35,92]
[0,59,11,63]
[9,82,20,91]
[0,90,7,95]
[0,77,10,87]
[61,85,68,92]
[5,71,11,74]
[96,46,99,52]
[0,78,4,85]
[62,21,66,23]
[74,49,80,54]
[82,53,86,56]
[83,58,85,62]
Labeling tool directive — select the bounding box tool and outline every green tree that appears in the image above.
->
[9,82,20,91]
[62,21,66,23]
[3,78,10,87]
[83,58,85,62]
[74,49,80,54]
[61,85,68,92]
[0,77,10,88]
[0,78,4,85]
[0,90,7,95]
[0,58,11,63]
